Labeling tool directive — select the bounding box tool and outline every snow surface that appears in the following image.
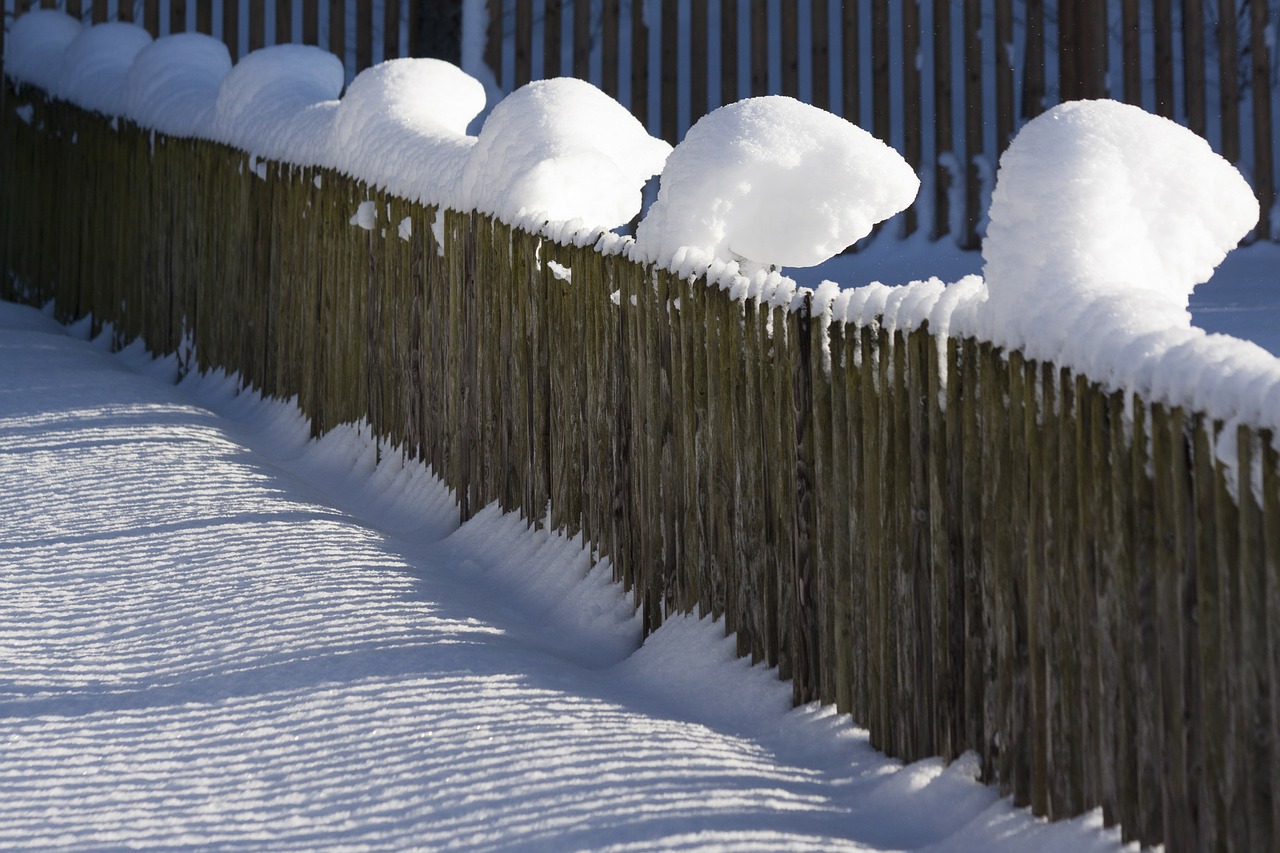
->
[121,33,232,139]
[329,57,484,208]
[463,77,672,230]
[634,96,919,270]
[54,21,153,117]
[3,8,82,93]
[0,299,1132,852]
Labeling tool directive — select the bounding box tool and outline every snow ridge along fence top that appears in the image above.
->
[4,0,1279,246]
[4,84,1280,853]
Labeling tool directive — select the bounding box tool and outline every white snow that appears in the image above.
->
[121,33,232,138]
[0,297,1130,853]
[329,58,485,208]
[209,44,345,164]
[55,22,153,117]
[462,77,672,231]
[3,9,82,93]
[634,96,920,271]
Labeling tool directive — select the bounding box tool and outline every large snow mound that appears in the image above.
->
[981,99,1258,362]
[462,77,672,230]
[330,58,485,206]
[3,10,82,93]
[209,44,345,162]
[634,96,919,270]
[121,33,232,138]
[56,22,153,116]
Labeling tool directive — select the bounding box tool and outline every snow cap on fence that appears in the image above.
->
[462,77,673,231]
[330,58,485,207]
[56,22,153,117]
[982,99,1258,368]
[634,96,919,272]
[3,10,82,93]
[121,33,232,139]
[210,44,345,164]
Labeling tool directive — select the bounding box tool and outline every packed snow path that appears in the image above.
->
[0,299,1127,852]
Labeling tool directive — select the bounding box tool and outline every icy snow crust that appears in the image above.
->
[6,15,1280,435]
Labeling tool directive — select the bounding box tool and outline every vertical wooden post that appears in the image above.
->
[1122,0,1142,106]
[602,0,620,97]
[146,0,161,38]
[1183,0,1207,137]
[1083,0,1108,98]
[994,0,1013,152]
[514,0,532,86]
[573,0,590,78]
[329,0,345,68]
[871,0,889,144]
[250,2,264,51]
[843,0,861,123]
[722,0,739,106]
[1059,0,1078,101]
[66,1,81,21]
[691,0,708,120]
[1250,0,1274,239]
[631,0,649,127]
[356,0,373,71]
[1022,0,1044,119]
[962,0,982,249]
[118,0,135,23]
[545,0,562,77]
[1219,0,1241,163]
[195,0,212,33]
[302,0,319,45]
[661,0,678,142]
[274,0,292,45]
[902,0,921,236]
[1153,0,1175,117]
[751,0,768,96]
[933,0,951,240]
[223,0,238,60]
[171,0,187,32]
[781,1,799,98]
[384,0,401,59]
[811,0,829,110]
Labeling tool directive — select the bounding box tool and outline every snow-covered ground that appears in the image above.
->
[0,297,1138,851]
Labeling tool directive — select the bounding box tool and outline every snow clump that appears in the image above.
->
[462,77,672,230]
[330,58,486,207]
[981,98,1258,373]
[121,33,232,138]
[3,10,82,93]
[209,44,345,164]
[634,95,920,271]
[56,22,153,116]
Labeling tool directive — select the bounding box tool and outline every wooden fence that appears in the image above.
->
[4,82,1280,853]
[4,0,1280,247]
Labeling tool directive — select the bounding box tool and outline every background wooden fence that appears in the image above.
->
[5,83,1280,853]
[4,0,1280,248]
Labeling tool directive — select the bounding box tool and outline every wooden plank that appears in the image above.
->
[901,0,920,236]
[1022,0,1044,119]
[721,0,739,106]
[961,338,985,777]
[781,0,799,98]
[943,336,966,760]
[751,0,768,96]
[843,0,860,123]
[486,0,504,86]
[545,0,562,77]
[223,0,238,60]
[994,0,1013,152]
[146,0,161,38]
[302,0,319,45]
[1153,0,1174,118]
[602,0,619,97]
[383,0,400,59]
[1083,0,1108,98]
[356,0,373,71]
[250,1,264,52]
[1003,350,1030,805]
[171,0,187,33]
[961,0,981,249]
[1192,416,1226,847]
[329,0,344,67]
[1131,399,1163,845]
[1026,359,1048,815]
[573,0,590,79]
[631,0,649,127]
[1058,0,1078,101]
[661,0,678,143]
[65,1,81,21]
[1264,435,1280,851]
[1219,0,1241,163]
[871,0,889,143]
[118,0,135,23]
[811,0,829,110]
[276,0,293,45]
[1183,0,1207,137]
[1250,0,1274,239]
[1122,0,1142,106]
[195,0,212,33]
[691,0,708,120]
[514,0,532,87]
[932,0,951,239]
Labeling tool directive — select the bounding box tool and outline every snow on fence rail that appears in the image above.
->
[3,83,1280,853]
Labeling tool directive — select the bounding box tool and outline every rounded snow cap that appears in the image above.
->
[4,10,82,93]
[635,95,920,271]
[122,33,232,138]
[58,22,154,116]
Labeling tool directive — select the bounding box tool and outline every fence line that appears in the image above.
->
[4,85,1280,852]
[5,1,1280,246]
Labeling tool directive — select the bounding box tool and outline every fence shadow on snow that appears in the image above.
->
[2,84,1280,853]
